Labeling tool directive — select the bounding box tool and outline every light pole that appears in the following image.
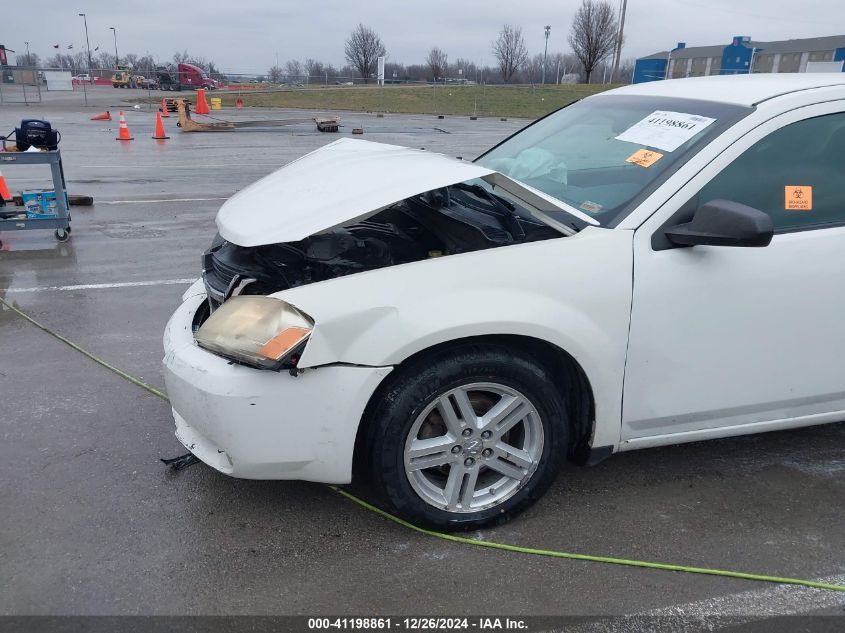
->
[542,25,551,84]
[78,13,93,74]
[748,46,760,74]
[110,27,118,66]
[24,41,30,66]
[611,0,627,83]
[79,12,91,105]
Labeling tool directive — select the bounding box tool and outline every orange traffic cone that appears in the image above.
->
[160,98,169,118]
[195,88,210,115]
[0,169,11,201]
[152,111,170,140]
[235,98,244,109]
[91,110,111,121]
[116,111,134,141]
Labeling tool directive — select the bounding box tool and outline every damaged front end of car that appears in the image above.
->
[191,138,597,369]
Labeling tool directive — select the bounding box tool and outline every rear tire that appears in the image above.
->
[366,345,568,529]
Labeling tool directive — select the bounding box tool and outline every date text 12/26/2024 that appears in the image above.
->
[308,617,528,631]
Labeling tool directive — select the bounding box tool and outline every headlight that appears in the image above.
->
[195,296,313,370]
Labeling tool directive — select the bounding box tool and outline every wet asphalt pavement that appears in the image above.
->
[0,88,843,626]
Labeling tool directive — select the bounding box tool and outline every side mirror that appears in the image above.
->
[664,199,773,248]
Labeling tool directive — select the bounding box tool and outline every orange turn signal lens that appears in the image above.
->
[258,326,312,360]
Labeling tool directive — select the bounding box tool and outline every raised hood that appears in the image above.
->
[216,138,597,247]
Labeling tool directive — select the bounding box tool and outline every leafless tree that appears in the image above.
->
[45,54,73,71]
[384,61,406,81]
[284,59,303,78]
[492,24,528,83]
[267,65,283,83]
[525,53,553,85]
[96,51,116,69]
[305,58,326,79]
[426,47,448,80]
[137,55,157,74]
[568,0,618,84]
[616,58,634,83]
[15,52,41,67]
[453,57,478,82]
[71,52,89,72]
[344,23,386,82]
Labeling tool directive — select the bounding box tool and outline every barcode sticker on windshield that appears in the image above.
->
[615,111,716,152]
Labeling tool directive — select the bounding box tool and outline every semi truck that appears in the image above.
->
[158,63,218,91]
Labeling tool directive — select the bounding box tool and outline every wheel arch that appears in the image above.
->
[352,334,596,481]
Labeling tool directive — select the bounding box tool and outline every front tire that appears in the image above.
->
[366,345,568,529]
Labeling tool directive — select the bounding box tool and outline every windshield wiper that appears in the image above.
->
[453,183,526,240]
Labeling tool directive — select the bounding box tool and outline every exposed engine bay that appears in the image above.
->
[202,183,564,310]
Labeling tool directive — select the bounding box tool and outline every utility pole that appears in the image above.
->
[542,25,551,84]
[611,0,627,83]
[110,27,118,66]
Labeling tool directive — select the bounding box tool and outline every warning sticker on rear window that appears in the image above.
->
[785,185,813,210]
[615,111,716,152]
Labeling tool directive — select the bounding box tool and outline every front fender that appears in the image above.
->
[276,227,634,449]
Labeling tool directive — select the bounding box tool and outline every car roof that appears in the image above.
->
[604,73,845,107]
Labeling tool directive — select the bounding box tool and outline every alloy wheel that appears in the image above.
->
[403,382,545,513]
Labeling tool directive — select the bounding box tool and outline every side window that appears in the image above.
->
[696,111,845,232]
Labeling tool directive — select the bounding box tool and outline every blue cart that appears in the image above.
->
[0,150,71,247]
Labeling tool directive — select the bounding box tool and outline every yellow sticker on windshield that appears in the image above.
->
[785,186,812,211]
[626,149,663,168]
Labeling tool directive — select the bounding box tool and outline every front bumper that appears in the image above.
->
[162,288,393,482]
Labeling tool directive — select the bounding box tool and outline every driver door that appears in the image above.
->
[621,101,845,447]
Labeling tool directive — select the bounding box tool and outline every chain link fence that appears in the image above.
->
[0,67,42,104]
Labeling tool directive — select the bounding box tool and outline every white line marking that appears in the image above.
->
[97,197,228,205]
[6,278,198,293]
[641,573,845,617]
[566,573,845,632]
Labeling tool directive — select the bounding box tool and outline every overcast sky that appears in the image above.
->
[5,0,844,73]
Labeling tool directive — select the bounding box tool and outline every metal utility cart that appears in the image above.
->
[0,150,71,247]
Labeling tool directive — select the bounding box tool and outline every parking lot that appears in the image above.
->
[1,88,843,625]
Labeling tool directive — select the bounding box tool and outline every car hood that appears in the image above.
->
[216,138,597,246]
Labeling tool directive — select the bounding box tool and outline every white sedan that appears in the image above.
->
[163,74,845,528]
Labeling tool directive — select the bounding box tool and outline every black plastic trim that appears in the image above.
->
[578,444,614,467]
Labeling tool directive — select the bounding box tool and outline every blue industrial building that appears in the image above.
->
[633,35,845,83]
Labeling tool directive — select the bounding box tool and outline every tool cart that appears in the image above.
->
[0,150,71,247]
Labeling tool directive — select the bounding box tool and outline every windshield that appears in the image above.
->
[476,95,750,227]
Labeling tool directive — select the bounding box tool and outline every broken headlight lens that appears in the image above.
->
[195,296,313,370]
